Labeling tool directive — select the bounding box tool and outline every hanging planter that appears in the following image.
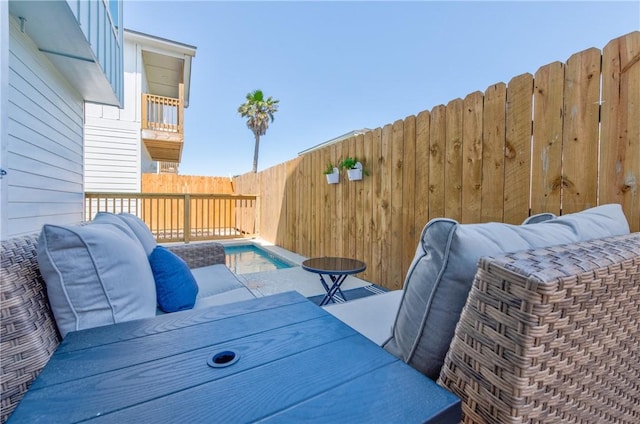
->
[347,163,363,181]
[325,167,340,184]
[339,157,366,181]
[323,163,340,184]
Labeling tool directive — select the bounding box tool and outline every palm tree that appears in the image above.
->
[237,90,279,173]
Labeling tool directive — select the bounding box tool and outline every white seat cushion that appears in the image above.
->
[190,264,256,308]
[323,290,404,345]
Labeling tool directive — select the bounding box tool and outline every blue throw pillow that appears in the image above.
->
[149,246,199,313]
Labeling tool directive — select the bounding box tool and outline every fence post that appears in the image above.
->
[184,194,191,243]
[254,195,260,237]
[178,83,184,135]
[141,93,148,130]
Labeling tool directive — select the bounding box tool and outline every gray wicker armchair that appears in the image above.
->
[0,233,227,423]
[439,233,640,423]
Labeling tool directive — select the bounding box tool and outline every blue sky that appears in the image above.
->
[124,1,640,177]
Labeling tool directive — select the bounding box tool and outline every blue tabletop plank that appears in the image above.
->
[260,361,461,423]
[57,291,308,353]
[33,298,325,388]
[85,335,400,423]
[11,316,361,422]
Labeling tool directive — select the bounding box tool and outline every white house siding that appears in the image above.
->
[84,39,146,192]
[3,16,84,239]
[84,117,140,192]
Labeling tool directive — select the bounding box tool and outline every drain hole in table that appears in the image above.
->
[208,350,240,368]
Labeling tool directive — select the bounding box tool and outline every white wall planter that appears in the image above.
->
[325,168,340,184]
[347,162,363,181]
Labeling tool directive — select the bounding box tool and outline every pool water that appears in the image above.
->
[224,245,294,274]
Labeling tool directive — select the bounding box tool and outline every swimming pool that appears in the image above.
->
[224,245,294,274]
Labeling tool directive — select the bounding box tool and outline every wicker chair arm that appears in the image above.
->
[166,242,226,269]
[439,233,640,424]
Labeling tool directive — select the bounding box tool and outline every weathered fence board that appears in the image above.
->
[461,91,483,224]
[445,99,463,222]
[482,83,507,222]
[415,110,431,233]
[505,74,533,224]
[402,115,417,275]
[532,61,565,216]
[429,105,446,220]
[600,32,640,232]
[562,48,601,214]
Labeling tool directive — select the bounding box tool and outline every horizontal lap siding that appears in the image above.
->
[233,32,639,290]
[84,117,140,192]
[6,18,84,237]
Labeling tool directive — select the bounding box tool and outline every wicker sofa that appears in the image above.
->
[2,232,639,423]
[0,233,253,422]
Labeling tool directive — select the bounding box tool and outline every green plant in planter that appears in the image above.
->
[338,157,358,170]
[338,157,369,176]
[323,162,337,175]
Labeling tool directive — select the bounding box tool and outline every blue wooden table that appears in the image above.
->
[9,291,460,423]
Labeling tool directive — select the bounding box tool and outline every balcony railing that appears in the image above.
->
[141,84,184,163]
[85,192,257,243]
[158,161,179,174]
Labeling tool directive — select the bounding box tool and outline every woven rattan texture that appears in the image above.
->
[166,241,226,269]
[440,233,640,424]
[1,234,61,423]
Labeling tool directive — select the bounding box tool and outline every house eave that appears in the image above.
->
[9,1,122,107]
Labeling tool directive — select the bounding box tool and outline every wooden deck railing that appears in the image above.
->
[158,161,179,174]
[85,192,257,243]
[141,84,184,134]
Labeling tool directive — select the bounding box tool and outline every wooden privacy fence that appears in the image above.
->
[234,32,640,291]
[142,174,234,194]
[85,193,257,243]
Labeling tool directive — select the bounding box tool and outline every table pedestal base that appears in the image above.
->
[318,274,349,306]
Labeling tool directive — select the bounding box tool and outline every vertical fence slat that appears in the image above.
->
[355,133,365,263]
[429,105,446,220]
[366,128,382,284]
[481,83,507,222]
[317,148,327,256]
[504,74,534,224]
[343,137,354,259]
[532,62,565,216]
[601,32,640,232]
[461,91,484,223]
[402,115,417,278]
[390,120,405,290]
[562,48,601,214]
[415,111,431,230]
[378,124,393,286]
[445,99,463,222]
[332,143,342,257]
[362,130,374,282]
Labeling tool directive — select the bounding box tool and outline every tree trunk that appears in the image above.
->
[252,133,260,173]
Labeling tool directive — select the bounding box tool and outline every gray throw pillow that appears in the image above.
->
[383,204,630,380]
[115,213,157,256]
[37,220,157,338]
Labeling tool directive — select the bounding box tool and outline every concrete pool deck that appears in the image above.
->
[220,239,372,298]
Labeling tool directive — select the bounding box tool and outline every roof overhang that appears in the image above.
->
[125,29,196,107]
[9,1,122,106]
